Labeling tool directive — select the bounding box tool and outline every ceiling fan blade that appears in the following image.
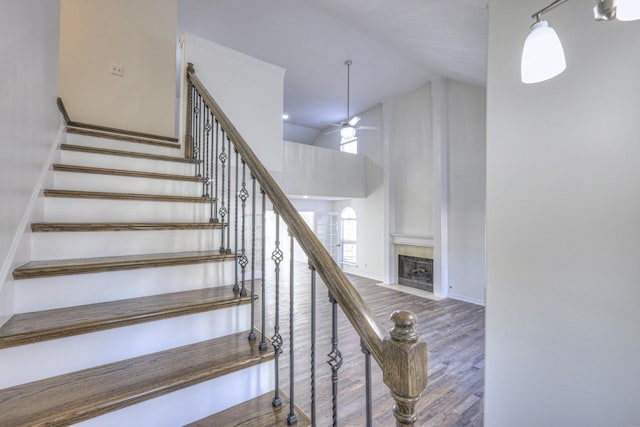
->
[356,125,378,130]
[323,128,341,135]
[348,116,361,126]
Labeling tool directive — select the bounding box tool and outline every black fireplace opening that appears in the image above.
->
[398,255,433,292]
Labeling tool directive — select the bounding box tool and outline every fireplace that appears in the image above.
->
[398,255,433,292]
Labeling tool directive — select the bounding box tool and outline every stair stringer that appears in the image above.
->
[0,121,65,329]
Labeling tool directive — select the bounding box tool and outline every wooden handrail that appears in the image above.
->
[186,63,387,365]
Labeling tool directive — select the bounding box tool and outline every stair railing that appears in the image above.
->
[185,62,428,426]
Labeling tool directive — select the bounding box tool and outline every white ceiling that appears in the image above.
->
[178,0,489,139]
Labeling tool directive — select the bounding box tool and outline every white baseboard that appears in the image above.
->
[448,292,485,306]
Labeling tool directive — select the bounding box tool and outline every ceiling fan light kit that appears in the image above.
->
[521,0,639,84]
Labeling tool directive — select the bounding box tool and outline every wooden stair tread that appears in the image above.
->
[61,143,197,164]
[0,286,250,349]
[44,189,214,203]
[13,250,235,279]
[67,126,181,149]
[0,331,273,426]
[53,163,202,182]
[31,222,223,232]
[186,391,311,427]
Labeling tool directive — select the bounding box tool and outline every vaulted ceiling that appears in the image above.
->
[178,0,489,141]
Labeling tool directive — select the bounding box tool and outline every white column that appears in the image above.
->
[382,98,396,284]
[431,77,449,298]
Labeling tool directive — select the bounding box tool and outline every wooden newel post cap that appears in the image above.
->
[390,310,419,343]
[383,310,428,426]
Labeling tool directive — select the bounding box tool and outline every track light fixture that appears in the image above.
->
[521,0,639,84]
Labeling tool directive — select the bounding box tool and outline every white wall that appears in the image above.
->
[0,0,62,324]
[486,1,640,425]
[180,33,285,172]
[447,80,486,305]
[272,141,367,198]
[58,0,177,136]
[388,84,434,236]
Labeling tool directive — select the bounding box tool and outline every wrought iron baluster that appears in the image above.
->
[226,137,232,253]
[197,94,204,177]
[212,120,219,223]
[203,106,211,199]
[248,173,257,342]
[193,91,201,177]
[309,264,317,426]
[287,232,297,425]
[187,85,194,160]
[233,149,240,293]
[237,159,249,297]
[210,120,218,223]
[361,340,373,427]
[327,291,343,427]
[185,81,193,160]
[271,212,284,408]
[259,189,267,351]
[218,135,227,253]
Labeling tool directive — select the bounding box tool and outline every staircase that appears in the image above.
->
[0,124,293,425]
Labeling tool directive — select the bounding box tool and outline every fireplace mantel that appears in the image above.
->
[390,234,434,247]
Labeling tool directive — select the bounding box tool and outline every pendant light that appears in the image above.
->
[521,19,566,84]
[616,0,640,21]
[521,0,639,84]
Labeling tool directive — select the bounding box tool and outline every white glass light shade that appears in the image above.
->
[340,124,356,139]
[521,20,566,84]
[616,0,640,21]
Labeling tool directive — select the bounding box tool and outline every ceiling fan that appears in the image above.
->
[325,60,377,138]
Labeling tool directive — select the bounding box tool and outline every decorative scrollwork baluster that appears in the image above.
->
[327,291,343,427]
[218,135,227,253]
[212,120,219,223]
[238,160,249,297]
[193,93,201,177]
[226,137,232,254]
[248,173,257,342]
[271,212,284,408]
[203,107,211,199]
[233,149,240,293]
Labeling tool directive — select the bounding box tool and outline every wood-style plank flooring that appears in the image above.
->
[253,262,484,426]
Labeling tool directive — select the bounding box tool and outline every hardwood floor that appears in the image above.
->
[254,262,485,426]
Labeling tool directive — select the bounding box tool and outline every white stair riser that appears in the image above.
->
[75,362,274,427]
[60,150,196,176]
[31,229,222,260]
[53,171,203,197]
[44,197,214,223]
[13,262,237,312]
[67,132,182,157]
[0,305,252,389]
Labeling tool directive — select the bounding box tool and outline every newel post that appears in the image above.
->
[383,310,428,426]
[184,62,195,160]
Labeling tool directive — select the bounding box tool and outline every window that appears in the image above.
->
[341,207,357,264]
[340,135,357,154]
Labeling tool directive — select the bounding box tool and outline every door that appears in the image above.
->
[315,212,340,265]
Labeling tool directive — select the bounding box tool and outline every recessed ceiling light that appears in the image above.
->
[282,114,289,120]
